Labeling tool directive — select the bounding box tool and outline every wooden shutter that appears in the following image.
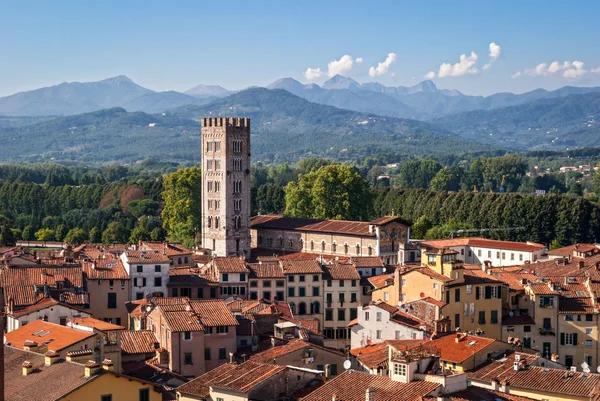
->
[560,333,565,345]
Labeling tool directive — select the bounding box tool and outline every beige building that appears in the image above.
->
[251,215,411,265]
[83,257,130,326]
[247,261,286,302]
[280,259,324,326]
[201,117,252,257]
[322,261,361,349]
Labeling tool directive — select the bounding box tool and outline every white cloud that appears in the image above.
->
[592,67,600,74]
[482,42,502,71]
[304,67,325,81]
[368,53,397,77]
[489,42,501,61]
[356,57,363,64]
[517,60,588,80]
[328,55,354,77]
[511,71,521,79]
[434,51,479,78]
[424,71,436,79]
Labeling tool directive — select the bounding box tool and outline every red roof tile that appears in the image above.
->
[323,261,361,280]
[247,263,285,278]
[5,320,95,352]
[427,334,498,363]
[368,273,394,289]
[249,338,344,363]
[69,317,124,331]
[280,259,323,274]
[213,257,249,273]
[120,330,158,355]
[301,370,440,401]
[123,249,170,264]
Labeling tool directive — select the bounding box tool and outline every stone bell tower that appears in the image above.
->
[201,117,251,257]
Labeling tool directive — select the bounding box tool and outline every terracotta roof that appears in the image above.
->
[468,351,600,398]
[367,300,398,315]
[247,263,285,278]
[350,342,390,369]
[251,214,383,237]
[414,266,454,283]
[213,257,249,273]
[370,216,412,226]
[493,272,539,291]
[82,258,129,280]
[419,297,447,308]
[386,339,430,350]
[548,243,598,257]
[8,297,88,318]
[177,361,285,397]
[250,338,344,363]
[527,283,559,295]
[445,270,505,288]
[168,267,219,286]
[4,346,95,401]
[351,256,385,268]
[436,387,537,401]
[390,310,429,330]
[280,259,323,274]
[141,242,193,257]
[188,299,239,327]
[301,370,440,401]
[323,261,361,280]
[120,330,158,355]
[69,317,124,331]
[419,237,545,252]
[5,320,95,352]
[123,249,170,264]
[0,265,84,288]
[368,273,394,289]
[427,334,499,364]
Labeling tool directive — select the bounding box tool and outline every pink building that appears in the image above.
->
[146,298,238,378]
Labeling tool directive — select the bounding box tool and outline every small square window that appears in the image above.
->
[155,265,161,272]
[136,266,143,273]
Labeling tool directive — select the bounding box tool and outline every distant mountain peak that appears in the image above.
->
[323,75,360,90]
[101,75,135,84]
[185,84,231,97]
[412,80,438,92]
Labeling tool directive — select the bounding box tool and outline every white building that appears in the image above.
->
[349,301,428,349]
[5,298,91,332]
[417,237,546,267]
[120,250,171,300]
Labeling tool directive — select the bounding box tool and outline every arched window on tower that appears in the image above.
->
[207,216,212,228]
[310,240,315,251]
[288,237,294,249]
[279,236,284,248]
[356,244,361,255]
[215,216,220,229]
[332,242,337,253]
[344,243,349,255]
[321,241,326,252]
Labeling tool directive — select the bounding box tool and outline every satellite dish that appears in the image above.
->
[382,267,387,273]
[343,360,352,370]
[582,362,589,370]
[509,311,514,317]
[597,366,600,374]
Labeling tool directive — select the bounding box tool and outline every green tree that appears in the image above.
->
[397,160,442,189]
[22,225,34,243]
[150,227,166,241]
[161,167,201,245]
[127,199,159,218]
[101,221,129,244]
[429,167,463,191]
[129,225,150,244]
[64,228,87,245]
[88,227,102,244]
[0,222,17,246]
[411,215,433,239]
[285,165,372,220]
[35,228,55,245]
[55,224,68,242]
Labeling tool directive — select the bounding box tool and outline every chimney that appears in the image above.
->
[84,360,101,377]
[66,349,94,364]
[325,364,331,378]
[102,359,115,371]
[155,347,169,365]
[44,350,60,366]
[366,386,375,401]
[22,361,33,376]
[229,352,234,363]
[23,340,38,352]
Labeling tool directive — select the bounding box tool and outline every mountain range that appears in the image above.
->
[0,75,599,164]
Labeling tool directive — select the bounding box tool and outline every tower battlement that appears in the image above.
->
[202,117,250,129]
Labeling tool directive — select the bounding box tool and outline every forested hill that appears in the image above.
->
[0,89,490,164]
[0,108,201,164]
[432,92,600,150]
[169,88,489,163]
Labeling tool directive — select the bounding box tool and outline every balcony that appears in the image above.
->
[539,327,555,336]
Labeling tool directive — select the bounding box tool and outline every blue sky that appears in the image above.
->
[2,0,600,96]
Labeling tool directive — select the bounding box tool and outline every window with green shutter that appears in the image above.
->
[478,311,486,324]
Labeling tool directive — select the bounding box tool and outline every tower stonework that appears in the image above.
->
[201,117,251,257]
